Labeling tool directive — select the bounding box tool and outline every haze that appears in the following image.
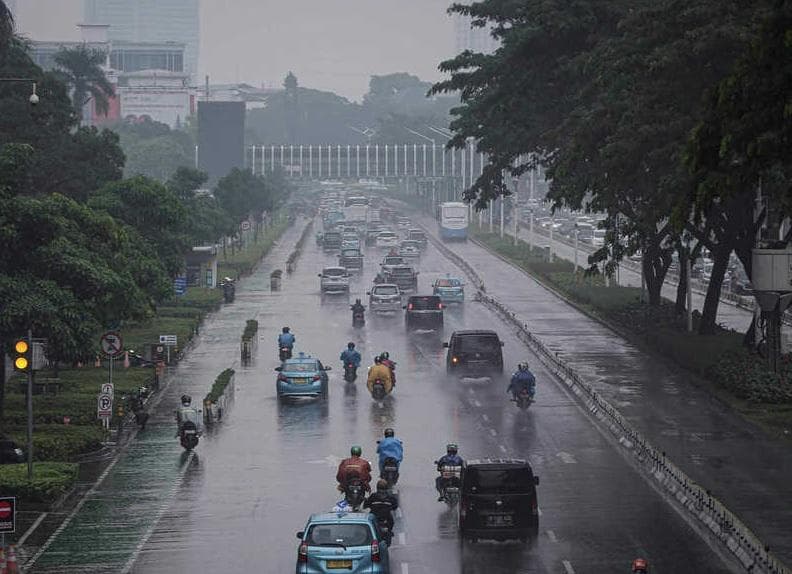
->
[13,0,456,100]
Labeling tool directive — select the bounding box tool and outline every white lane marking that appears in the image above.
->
[556,451,577,464]
[473,399,482,407]
[398,532,406,546]
[547,530,558,543]
[17,512,48,547]
[401,563,410,574]
[563,560,575,574]
[482,413,490,422]
[499,444,507,453]
[489,428,497,437]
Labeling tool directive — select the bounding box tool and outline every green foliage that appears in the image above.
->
[0,462,79,503]
[53,45,114,121]
[205,368,234,404]
[214,168,277,223]
[217,216,289,278]
[7,424,104,461]
[242,319,258,341]
[708,350,792,404]
[110,117,195,182]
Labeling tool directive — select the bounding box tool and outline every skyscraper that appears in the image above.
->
[83,0,199,83]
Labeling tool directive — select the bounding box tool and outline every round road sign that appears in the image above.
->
[100,331,123,357]
[0,500,12,519]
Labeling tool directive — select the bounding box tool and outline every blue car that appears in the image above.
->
[276,353,331,399]
[296,512,390,574]
[433,277,465,304]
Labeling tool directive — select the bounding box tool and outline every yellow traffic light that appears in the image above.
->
[13,338,31,372]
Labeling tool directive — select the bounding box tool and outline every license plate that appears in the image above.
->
[486,514,513,527]
[294,378,309,384]
[184,430,196,435]
[327,559,353,569]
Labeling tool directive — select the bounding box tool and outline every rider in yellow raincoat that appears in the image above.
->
[367,356,394,395]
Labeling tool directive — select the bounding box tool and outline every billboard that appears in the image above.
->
[198,101,245,184]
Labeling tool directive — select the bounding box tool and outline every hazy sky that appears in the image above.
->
[13,0,457,101]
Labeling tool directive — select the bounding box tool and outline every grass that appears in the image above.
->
[218,215,289,279]
[472,229,792,439]
[0,462,79,504]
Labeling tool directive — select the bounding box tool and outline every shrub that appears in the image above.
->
[708,350,792,404]
[205,368,235,404]
[0,462,79,503]
[7,424,104,461]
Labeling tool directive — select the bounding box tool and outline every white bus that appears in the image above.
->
[439,202,469,241]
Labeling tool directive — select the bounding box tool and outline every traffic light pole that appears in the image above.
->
[26,328,34,480]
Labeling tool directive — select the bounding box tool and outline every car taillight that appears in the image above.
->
[437,302,443,309]
[371,539,380,562]
[532,498,538,516]
[407,303,413,310]
[452,356,458,363]
[298,542,308,563]
[460,499,468,520]
[312,375,321,381]
[278,373,287,382]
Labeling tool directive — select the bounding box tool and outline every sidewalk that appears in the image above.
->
[409,208,792,566]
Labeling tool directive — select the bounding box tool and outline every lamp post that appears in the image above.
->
[512,176,519,246]
[0,78,39,105]
[574,223,579,274]
[683,234,694,332]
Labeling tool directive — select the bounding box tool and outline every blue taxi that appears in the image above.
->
[295,512,390,574]
[276,353,331,399]
[432,276,465,304]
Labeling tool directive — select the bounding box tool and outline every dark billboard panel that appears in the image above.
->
[198,101,245,184]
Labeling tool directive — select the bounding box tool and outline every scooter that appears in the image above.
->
[179,420,200,451]
[436,464,462,505]
[343,363,358,382]
[343,479,366,511]
[352,308,365,327]
[381,457,400,487]
[370,379,387,401]
[514,388,534,410]
[279,345,293,362]
[367,500,395,545]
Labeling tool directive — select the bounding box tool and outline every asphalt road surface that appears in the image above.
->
[29,217,736,574]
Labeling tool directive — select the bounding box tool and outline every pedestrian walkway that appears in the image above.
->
[411,209,792,566]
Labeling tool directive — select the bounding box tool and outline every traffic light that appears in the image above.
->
[13,339,30,372]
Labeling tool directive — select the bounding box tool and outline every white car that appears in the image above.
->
[399,240,421,259]
[318,266,350,293]
[368,283,402,313]
[376,231,400,250]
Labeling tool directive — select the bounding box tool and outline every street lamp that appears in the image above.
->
[683,233,695,332]
[0,78,40,105]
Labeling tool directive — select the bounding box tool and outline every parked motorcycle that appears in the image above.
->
[343,363,358,382]
[279,345,293,362]
[515,388,534,410]
[343,479,366,511]
[436,464,462,505]
[381,457,400,487]
[179,420,200,451]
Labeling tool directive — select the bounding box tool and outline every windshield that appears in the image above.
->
[465,467,535,494]
[454,335,501,354]
[374,285,399,295]
[306,523,372,546]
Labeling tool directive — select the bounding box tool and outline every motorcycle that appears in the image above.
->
[352,308,365,327]
[381,457,400,487]
[279,345,293,362]
[367,499,395,545]
[515,388,534,410]
[436,464,462,505]
[343,479,366,511]
[343,363,358,382]
[179,420,200,451]
[371,379,387,401]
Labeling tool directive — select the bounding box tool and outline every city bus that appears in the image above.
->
[439,202,469,241]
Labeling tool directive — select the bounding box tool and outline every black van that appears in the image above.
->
[459,458,540,542]
[443,330,504,375]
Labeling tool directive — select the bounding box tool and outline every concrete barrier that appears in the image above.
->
[203,371,235,424]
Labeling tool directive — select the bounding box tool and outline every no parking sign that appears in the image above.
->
[0,497,16,533]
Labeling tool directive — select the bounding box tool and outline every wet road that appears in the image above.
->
[27,214,736,573]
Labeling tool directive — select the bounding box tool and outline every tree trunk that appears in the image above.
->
[642,241,671,307]
[698,246,731,335]
[675,246,688,315]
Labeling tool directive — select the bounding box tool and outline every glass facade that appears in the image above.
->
[84,0,199,82]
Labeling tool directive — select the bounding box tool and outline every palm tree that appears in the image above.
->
[54,44,114,123]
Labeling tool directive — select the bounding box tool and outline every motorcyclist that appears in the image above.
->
[435,443,464,501]
[336,445,373,492]
[367,356,394,396]
[364,479,399,535]
[376,427,404,475]
[351,298,366,317]
[277,326,295,349]
[379,351,396,387]
[174,394,201,437]
[340,342,362,372]
[507,362,536,401]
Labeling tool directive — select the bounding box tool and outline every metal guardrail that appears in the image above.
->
[424,224,789,574]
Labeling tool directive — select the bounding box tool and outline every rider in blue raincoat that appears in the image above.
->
[376,428,404,474]
[278,326,295,349]
[507,362,536,400]
[340,342,361,368]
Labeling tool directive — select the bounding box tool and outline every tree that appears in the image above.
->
[167,167,234,245]
[111,117,195,182]
[214,168,273,223]
[0,0,13,51]
[53,44,114,123]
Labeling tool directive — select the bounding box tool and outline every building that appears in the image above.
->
[83,0,200,84]
[118,69,192,127]
[453,12,499,55]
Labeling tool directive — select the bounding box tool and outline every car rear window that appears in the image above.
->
[307,523,372,546]
[324,269,346,276]
[341,249,359,256]
[409,296,441,310]
[383,257,404,265]
[390,267,413,275]
[465,467,534,494]
[374,286,399,296]
[409,231,426,239]
[454,335,501,354]
[436,279,462,288]
[284,362,318,372]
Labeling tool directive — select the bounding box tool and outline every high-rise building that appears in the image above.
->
[453,12,499,55]
[83,0,199,84]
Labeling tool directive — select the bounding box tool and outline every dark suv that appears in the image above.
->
[404,295,443,329]
[459,458,540,543]
[444,330,504,375]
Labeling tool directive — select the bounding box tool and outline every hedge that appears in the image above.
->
[205,368,235,404]
[6,425,104,461]
[0,462,79,503]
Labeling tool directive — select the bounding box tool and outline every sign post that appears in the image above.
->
[99,332,123,430]
[0,497,16,551]
[159,335,177,364]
